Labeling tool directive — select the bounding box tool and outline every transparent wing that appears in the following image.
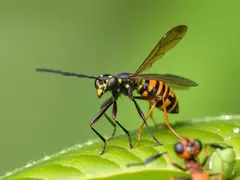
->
[131,25,188,77]
[131,73,198,89]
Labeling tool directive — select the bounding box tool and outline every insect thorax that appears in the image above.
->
[114,77,139,96]
[136,79,146,94]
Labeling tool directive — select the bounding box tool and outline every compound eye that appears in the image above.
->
[194,139,202,151]
[107,77,117,89]
[174,142,184,154]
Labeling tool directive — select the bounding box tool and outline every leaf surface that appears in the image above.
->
[1,115,240,180]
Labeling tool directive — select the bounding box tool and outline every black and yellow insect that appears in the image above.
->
[36,25,197,155]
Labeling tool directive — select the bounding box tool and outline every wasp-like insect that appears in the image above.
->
[36,25,197,155]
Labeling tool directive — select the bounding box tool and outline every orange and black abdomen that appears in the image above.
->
[137,80,179,113]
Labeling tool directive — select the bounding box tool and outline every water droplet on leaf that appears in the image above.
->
[233,127,239,134]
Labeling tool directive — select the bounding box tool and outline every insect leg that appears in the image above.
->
[103,114,117,140]
[165,152,187,172]
[134,95,182,144]
[90,99,114,155]
[206,143,231,150]
[113,101,133,149]
[136,99,158,147]
[161,97,182,139]
[100,97,117,140]
[101,98,133,148]
[135,95,183,140]
[200,144,211,167]
[127,88,162,146]
[149,103,158,127]
[127,152,167,167]
[127,151,187,173]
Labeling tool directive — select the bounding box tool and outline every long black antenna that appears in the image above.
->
[36,68,97,79]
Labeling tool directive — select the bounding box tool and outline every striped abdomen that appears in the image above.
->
[137,79,179,113]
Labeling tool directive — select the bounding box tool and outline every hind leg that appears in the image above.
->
[136,95,182,146]
[134,95,182,146]
[161,97,182,139]
[136,100,158,147]
[148,103,158,127]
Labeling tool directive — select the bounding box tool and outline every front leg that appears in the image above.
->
[101,98,133,148]
[90,99,114,155]
[127,88,162,146]
[100,97,117,140]
[165,152,187,172]
[112,101,133,149]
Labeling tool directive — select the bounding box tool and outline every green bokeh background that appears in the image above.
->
[0,0,239,176]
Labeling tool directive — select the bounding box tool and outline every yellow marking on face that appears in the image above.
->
[125,84,129,88]
[98,83,106,89]
[97,89,102,96]
[108,76,113,78]
[118,79,122,84]
[106,80,109,83]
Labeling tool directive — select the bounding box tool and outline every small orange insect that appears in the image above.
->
[127,99,233,180]
[127,135,232,180]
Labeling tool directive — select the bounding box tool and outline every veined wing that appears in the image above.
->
[131,73,198,89]
[131,25,188,77]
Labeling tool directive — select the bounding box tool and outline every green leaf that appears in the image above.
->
[1,115,240,180]
[209,146,237,179]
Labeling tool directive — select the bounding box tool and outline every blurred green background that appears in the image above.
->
[0,0,239,176]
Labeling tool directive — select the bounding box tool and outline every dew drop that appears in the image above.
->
[224,115,232,120]
[233,127,240,134]
[225,136,232,141]
[43,154,50,161]
[5,171,12,176]
[76,144,83,148]
[87,140,93,145]
[59,149,67,154]
[25,162,32,168]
